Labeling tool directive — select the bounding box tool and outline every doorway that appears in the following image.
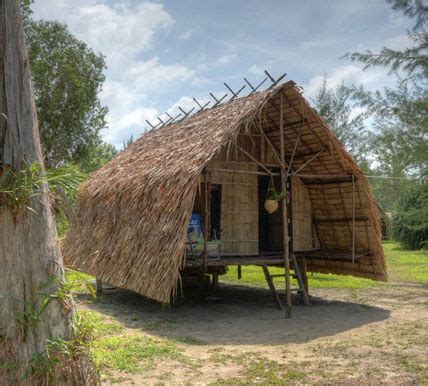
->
[210,184,221,240]
[258,175,283,252]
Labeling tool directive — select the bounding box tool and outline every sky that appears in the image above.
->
[31,0,413,148]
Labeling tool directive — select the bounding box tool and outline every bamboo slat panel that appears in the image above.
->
[209,160,259,255]
[291,176,317,251]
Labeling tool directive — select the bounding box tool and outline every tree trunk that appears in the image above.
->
[0,1,96,384]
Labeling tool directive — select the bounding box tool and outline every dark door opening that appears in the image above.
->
[210,185,221,240]
[258,175,284,252]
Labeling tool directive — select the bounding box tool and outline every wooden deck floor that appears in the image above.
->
[294,249,370,261]
[184,249,370,267]
[185,252,285,267]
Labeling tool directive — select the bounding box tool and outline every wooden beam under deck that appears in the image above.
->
[314,216,369,223]
[185,255,286,268]
[184,249,370,268]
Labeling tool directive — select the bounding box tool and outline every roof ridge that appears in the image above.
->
[145,70,287,131]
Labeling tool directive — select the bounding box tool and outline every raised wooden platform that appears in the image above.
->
[185,252,285,267]
[184,249,370,267]
[294,249,370,261]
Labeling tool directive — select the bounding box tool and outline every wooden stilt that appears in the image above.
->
[203,170,209,271]
[238,265,242,280]
[352,175,356,264]
[96,279,103,295]
[291,254,310,306]
[279,93,292,318]
[289,177,310,306]
[262,265,283,310]
[301,257,309,295]
[212,273,219,286]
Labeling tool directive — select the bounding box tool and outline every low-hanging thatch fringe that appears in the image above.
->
[63,81,386,303]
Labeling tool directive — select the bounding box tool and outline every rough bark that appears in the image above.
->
[0,1,96,384]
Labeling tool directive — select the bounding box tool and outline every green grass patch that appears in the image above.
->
[75,310,198,375]
[78,310,124,338]
[65,269,95,294]
[91,334,179,373]
[383,242,428,285]
[209,353,306,385]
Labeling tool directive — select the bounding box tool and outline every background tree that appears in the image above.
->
[20,1,117,172]
[75,141,118,174]
[344,0,427,181]
[392,183,428,249]
[312,77,370,167]
[25,19,109,167]
[344,0,427,247]
[345,0,428,79]
[0,1,96,383]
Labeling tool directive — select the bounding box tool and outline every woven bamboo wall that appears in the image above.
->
[209,161,259,255]
[291,176,318,251]
[207,128,269,255]
[192,179,206,217]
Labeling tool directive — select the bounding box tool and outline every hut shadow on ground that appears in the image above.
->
[81,284,390,346]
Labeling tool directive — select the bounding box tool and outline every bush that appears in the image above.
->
[392,183,428,250]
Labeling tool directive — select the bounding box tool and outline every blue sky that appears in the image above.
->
[32,0,412,148]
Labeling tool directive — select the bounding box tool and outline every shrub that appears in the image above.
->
[392,183,428,250]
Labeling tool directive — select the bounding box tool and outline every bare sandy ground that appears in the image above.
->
[80,280,428,385]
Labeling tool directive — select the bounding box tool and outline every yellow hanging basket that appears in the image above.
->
[264,175,284,214]
[264,199,279,214]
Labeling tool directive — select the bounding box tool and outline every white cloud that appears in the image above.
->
[34,1,173,62]
[247,64,265,76]
[384,33,413,50]
[129,58,194,94]
[178,29,193,40]
[117,107,158,130]
[165,95,210,117]
[302,64,385,98]
[104,106,158,146]
[216,54,236,65]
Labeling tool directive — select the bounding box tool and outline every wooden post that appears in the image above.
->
[203,169,209,270]
[301,257,309,295]
[352,174,355,264]
[212,273,219,286]
[279,93,292,318]
[96,278,103,294]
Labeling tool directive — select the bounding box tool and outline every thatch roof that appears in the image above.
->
[63,81,386,303]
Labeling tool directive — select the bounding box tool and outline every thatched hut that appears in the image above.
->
[63,81,387,307]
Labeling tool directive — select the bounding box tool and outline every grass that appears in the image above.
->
[78,310,124,338]
[383,242,428,285]
[91,334,180,373]
[76,310,184,374]
[209,353,307,385]
[221,242,428,290]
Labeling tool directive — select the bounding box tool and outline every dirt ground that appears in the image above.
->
[79,279,428,385]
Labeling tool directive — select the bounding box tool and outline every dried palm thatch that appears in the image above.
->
[63,81,386,303]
